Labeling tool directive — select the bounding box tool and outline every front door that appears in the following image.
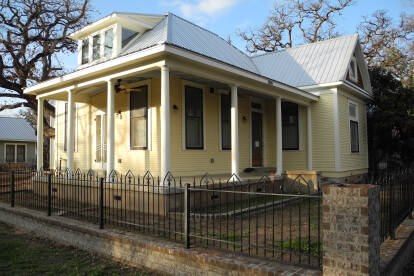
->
[252,111,263,167]
[94,111,107,170]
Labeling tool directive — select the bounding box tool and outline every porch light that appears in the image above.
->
[173,104,179,110]
[243,116,247,121]
[116,110,122,119]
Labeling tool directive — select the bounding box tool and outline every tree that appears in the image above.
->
[237,0,353,53]
[367,66,414,167]
[0,0,93,137]
[358,10,414,87]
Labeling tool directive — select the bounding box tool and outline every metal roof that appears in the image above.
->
[0,117,36,142]
[251,34,359,88]
[121,13,259,73]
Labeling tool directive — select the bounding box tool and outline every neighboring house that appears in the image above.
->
[24,12,372,182]
[0,117,37,169]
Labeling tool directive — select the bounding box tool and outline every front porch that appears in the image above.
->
[28,55,317,181]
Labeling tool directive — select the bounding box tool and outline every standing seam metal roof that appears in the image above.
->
[251,34,359,88]
[0,117,36,142]
[120,13,259,74]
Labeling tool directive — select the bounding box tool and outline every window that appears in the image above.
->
[221,93,231,150]
[185,86,203,149]
[4,144,26,163]
[122,28,139,48]
[81,39,89,64]
[92,34,100,61]
[349,57,357,82]
[104,29,113,58]
[130,85,148,149]
[349,102,359,153]
[282,102,299,150]
[63,103,77,152]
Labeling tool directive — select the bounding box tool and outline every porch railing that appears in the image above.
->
[0,169,322,268]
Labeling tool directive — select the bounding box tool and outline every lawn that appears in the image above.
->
[0,221,162,276]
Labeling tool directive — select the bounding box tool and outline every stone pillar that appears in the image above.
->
[323,184,380,275]
[36,99,44,171]
[230,84,239,177]
[160,65,170,180]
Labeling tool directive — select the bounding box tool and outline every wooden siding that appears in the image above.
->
[311,92,335,172]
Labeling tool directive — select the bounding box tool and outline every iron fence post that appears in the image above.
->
[10,171,15,207]
[47,174,52,216]
[184,183,190,249]
[99,177,104,229]
[390,182,395,240]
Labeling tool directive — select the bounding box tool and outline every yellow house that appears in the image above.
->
[24,12,372,183]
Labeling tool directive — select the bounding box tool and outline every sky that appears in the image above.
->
[1,0,413,116]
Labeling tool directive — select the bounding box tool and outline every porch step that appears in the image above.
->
[92,169,107,177]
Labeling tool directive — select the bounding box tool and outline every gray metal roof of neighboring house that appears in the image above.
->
[0,117,36,142]
[251,34,359,88]
[121,13,259,74]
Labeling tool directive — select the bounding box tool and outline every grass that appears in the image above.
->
[0,221,162,276]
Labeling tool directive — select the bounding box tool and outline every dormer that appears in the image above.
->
[69,12,164,69]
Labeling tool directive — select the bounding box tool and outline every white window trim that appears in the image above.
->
[249,97,267,167]
[348,99,360,154]
[78,25,116,68]
[349,56,358,83]
[218,89,230,151]
[127,79,152,151]
[4,143,27,163]
[182,80,206,151]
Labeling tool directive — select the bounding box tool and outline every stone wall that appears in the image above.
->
[323,184,380,275]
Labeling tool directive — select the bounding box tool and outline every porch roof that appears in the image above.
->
[23,13,318,103]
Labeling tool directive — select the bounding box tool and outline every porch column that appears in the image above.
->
[106,79,115,175]
[67,91,75,173]
[160,65,170,180]
[231,84,239,177]
[276,97,283,175]
[36,99,44,171]
[307,105,313,171]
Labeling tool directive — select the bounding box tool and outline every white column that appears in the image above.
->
[231,84,239,177]
[36,99,44,171]
[276,97,283,175]
[307,105,313,171]
[106,79,115,175]
[67,91,75,173]
[161,65,170,180]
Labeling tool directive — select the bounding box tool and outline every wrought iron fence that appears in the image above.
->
[0,169,322,268]
[367,166,414,242]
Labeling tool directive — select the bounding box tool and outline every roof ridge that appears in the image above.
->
[166,12,253,61]
[252,33,359,59]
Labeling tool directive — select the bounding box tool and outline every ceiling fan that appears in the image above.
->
[114,79,142,94]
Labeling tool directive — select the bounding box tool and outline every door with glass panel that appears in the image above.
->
[94,110,107,170]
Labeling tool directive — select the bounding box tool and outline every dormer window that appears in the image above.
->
[104,29,113,58]
[349,57,357,82]
[92,34,101,61]
[122,28,139,48]
[81,39,89,65]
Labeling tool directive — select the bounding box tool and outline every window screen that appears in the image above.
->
[221,94,231,150]
[185,86,203,149]
[282,102,299,150]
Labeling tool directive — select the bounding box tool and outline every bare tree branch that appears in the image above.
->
[0,0,94,137]
[237,0,353,53]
